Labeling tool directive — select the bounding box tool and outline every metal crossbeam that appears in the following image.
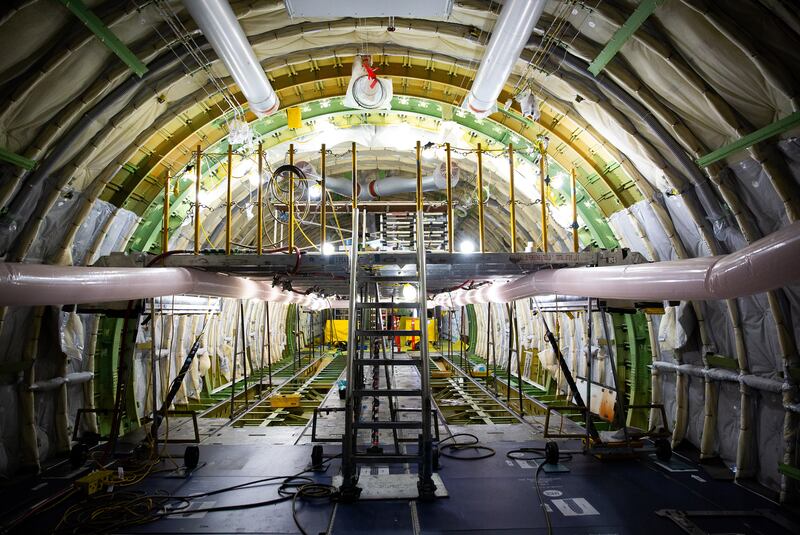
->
[58,0,148,77]
[587,0,665,76]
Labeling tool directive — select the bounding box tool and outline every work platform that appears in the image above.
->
[96,249,646,295]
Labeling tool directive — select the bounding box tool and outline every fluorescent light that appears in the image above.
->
[551,172,567,189]
[459,239,475,253]
[321,242,335,255]
[309,183,322,200]
[402,283,418,301]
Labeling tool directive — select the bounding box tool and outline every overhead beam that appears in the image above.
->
[696,111,800,167]
[58,0,148,77]
[587,0,665,76]
[0,146,37,170]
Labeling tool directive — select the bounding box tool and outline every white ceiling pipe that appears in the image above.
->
[323,299,437,309]
[0,264,331,310]
[183,0,279,117]
[462,0,547,118]
[436,221,800,305]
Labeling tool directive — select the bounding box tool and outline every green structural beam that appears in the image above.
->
[779,463,800,482]
[59,0,148,77]
[0,146,37,170]
[697,111,800,167]
[587,0,665,76]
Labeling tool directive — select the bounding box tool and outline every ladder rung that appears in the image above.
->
[354,421,423,429]
[352,454,421,463]
[354,359,420,366]
[355,388,422,396]
[356,302,421,309]
[356,329,421,336]
[362,276,419,282]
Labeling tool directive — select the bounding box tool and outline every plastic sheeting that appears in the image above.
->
[608,209,653,261]
[715,382,740,467]
[656,1,792,126]
[87,207,139,265]
[70,199,114,266]
[754,390,785,490]
[23,190,81,263]
[729,158,788,236]
[685,375,705,447]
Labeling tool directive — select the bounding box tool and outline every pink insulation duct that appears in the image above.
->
[0,264,330,310]
[435,221,800,307]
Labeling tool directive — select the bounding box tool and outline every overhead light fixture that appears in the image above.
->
[459,239,476,253]
[309,183,322,200]
[402,283,418,301]
[321,242,335,255]
[551,172,567,189]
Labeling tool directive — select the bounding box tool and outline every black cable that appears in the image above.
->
[506,447,571,535]
[291,482,339,535]
[535,462,553,535]
[506,447,572,463]
[439,433,495,460]
[53,457,340,533]
[351,75,386,109]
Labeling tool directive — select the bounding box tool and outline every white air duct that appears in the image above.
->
[183,0,279,117]
[0,264,330,310]
[343,56,394,110]
[297,161,460,200]
[435,221,800,307]
[463,0,547,118]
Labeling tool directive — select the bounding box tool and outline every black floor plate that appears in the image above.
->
[8,441,799,534]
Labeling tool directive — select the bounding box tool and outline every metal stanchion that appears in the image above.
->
[477,143,485,252]
[225,145,233,255]
[508,143,516,253]
[194,145,201,255]
[162,171,170,253]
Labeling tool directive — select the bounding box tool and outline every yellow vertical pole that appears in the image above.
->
[571,168,579,253]
[162,170,170,253]
[320,144,327,251]
[257,142,263,255]
[538,146,548,253]
[351,142,357,251]
[194,145,201,255]
[477,143,485,253]
[288,144,295,253]
[226,144,232,255]
[445,143,453,253]
[508,143,516,253]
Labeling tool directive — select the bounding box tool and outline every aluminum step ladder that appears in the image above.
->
[339,181,437,501]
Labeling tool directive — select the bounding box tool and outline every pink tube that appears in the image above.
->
[438,221,800,305]
[0,263,331,309]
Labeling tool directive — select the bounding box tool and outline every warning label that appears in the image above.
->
[551,498,600,517]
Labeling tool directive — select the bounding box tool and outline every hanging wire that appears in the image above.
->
[451,0,500,106]
[148,0,245,117]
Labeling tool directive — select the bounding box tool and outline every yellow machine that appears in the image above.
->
[396,317,436,352]
[75,470,114,495]
[324,317,437,352]
[324,319,349,345]
[270,394,301,408]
